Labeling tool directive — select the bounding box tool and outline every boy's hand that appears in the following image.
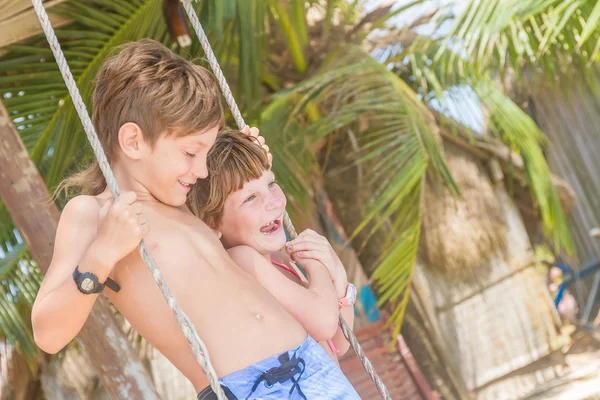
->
[286,229,348,296]
[243,126,273,168]
[95,191,149,267]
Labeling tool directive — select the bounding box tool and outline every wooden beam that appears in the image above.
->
[0,0,71,49]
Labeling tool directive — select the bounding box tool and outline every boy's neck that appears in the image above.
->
[111,162,160,204]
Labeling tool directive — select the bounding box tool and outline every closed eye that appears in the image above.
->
[185,151,196,158]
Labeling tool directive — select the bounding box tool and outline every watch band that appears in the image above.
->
[105,277,121,292]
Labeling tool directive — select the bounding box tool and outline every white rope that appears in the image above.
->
[30,1,227,399]
[182,1,391,399]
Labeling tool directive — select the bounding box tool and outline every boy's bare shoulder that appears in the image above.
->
[60,195,102,224]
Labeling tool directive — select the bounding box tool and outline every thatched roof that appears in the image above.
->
[421,144,508,274]
[419,111,577,273]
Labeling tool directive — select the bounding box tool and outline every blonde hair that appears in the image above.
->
[59,39,224,196]
[188,130,270,229]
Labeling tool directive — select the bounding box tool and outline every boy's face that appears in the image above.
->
[141,126,219,207]
[219,170,287,255]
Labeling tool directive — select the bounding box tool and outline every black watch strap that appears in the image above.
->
[73,266,121,294]
[105,277,120,292]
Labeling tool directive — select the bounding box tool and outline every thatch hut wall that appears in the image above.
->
[529,81,600,321]
[413,144,564,400]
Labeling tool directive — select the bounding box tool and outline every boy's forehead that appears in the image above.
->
[179,126,219,145]
[241,170,273,189]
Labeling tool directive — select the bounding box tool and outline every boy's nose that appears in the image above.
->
[192,161,209,179]
[265,193,284,210]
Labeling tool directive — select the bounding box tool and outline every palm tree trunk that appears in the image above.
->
[0,340,43,400]
[0,100,159,399]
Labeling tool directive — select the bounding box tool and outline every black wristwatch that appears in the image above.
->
[73,266,121,294]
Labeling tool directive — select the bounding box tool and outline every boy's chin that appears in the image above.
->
[267,234,287,252]
[255,233,286,253]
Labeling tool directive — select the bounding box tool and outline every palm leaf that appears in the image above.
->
[399,43,574,252]
[260,95,317,221]
[271,46,456,330]
[0,242,42,370]
[473,78,573,251]
[409,0,600,87]
[579,0,600,45]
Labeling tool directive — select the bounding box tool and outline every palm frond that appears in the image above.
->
[402,47,573,252]
[260,95,318,222]
[405,0,600,88]
[274,45,456,329]
[0,242,42,370]
[473,78,573,251]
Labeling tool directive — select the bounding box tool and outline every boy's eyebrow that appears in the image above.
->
[183,138,205,147]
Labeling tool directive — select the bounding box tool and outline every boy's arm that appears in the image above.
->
[32,193,146,354]
[286,229,355,354]
[228,246,339,342]
[32,196,112,353]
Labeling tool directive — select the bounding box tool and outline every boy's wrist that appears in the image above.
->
[80,241,116,281]
[333,272,349,298]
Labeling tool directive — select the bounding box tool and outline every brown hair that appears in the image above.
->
[188,130,270,229]
[59,39,224,196]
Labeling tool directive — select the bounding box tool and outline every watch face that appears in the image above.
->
[81,277,95,292]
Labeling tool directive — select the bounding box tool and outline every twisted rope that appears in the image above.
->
[339,316,392,399]
[182,1,390,398]
[31,1,226,399]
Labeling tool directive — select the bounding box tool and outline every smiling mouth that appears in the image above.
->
[178,180,193,190]
[260,216,282,235]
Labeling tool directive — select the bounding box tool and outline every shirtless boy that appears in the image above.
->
[31,39,360,399]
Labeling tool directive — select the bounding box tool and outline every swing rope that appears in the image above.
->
[31,1,227,399]
[181,2,391,399]
[32,0,390,397]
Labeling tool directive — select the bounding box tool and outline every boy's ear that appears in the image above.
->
[118,122,147,160]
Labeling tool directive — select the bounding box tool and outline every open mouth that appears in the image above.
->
[178,180,192,191]
[260,216,282,235]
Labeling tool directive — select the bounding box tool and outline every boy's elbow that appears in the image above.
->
[32,310,66,354]
[337,341,351,356]
[312,312,339,342]
[33,327,64,355]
